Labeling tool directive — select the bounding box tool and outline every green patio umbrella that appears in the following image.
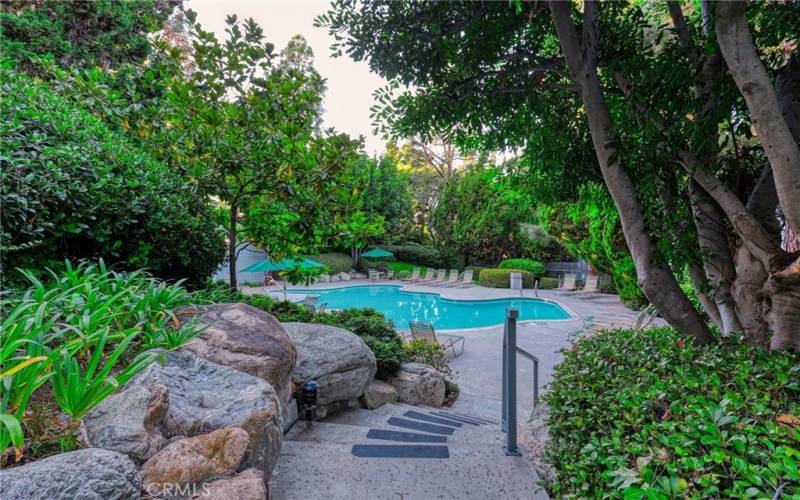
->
[241,257,324,300]
[362,248,394,258]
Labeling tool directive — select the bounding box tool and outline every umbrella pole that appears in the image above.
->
[283,280,287,302]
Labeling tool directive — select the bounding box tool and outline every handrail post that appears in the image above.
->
[504,308,521,456]
[501,318,507,432]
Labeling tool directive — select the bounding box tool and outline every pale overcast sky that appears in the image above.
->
[187,0,388,155]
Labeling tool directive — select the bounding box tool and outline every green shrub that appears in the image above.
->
[537,277,559,289]
[1,261,203,461]
[360,335,407,380]
[308,253,353,274]
[478,268,535,288]
[383,244,445,268]
[0,67,226,287]
[403,340,451,377]
[544,327,800,498]
[499,258,545,278]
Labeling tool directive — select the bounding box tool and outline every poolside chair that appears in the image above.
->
[435,269,459,287]
[572,275,600,295]
[452,269,474,288]
[302,295,327,314]
[417,268,435,283]
[402,267,421,283]
[429,269,446,284]
[368,269,380,282]
[409,320,465,358]
[554,273,577,292]
[385,269,394,280]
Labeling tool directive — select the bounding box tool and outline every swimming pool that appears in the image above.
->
[288,285,571,330]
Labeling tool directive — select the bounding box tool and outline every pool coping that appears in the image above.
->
[281,282,581,332]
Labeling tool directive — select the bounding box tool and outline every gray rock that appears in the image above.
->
[81,382,168,463]
[203,468,266,500]
[178,303,296,404]
[130,351,283,477]
[361,380,398,409]
[282,398,298,432]
[0,448,141,500]
[282,323,376,407]
[318,274,330,283]
[338,272,351,281]
[390,363,446,407]
[330,275,340,282]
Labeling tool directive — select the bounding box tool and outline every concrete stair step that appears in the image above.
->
[289,420,504,446]
[269,440,547,500]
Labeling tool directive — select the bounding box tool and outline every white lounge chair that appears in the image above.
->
[555,273,577,292]
[449,269,474,288]
[573,275,599,295]
[434,269,459,287]
[402,267,421,282]
[368,269,380,282]
[302,295,327,314]
[409,320,465,358]
[418,268,435,283]
[429,269,446,284]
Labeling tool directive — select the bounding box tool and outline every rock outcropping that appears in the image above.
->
[390,363,446,407]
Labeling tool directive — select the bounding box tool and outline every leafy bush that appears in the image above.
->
[544,327,800,498]
[478,268,535,288]
[308,253,353,274]
[1,261,204,462]
[537,277,559,289]
[383,244,445,268]
[0,67,226,287]
[404,340,451,377]
[499,258,545,278]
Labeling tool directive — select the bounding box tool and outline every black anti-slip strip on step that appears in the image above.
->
[366,429,448,443]
[436,410,495,424]
[403,410,462,428]
[430,411,491,425]
[351,444,450,459]
[386,417,455,436]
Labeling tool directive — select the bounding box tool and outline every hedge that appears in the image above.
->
[498,258,545,278]
[308,252,353,274]
[537,277,559,289]
[478,268,535,288]
[544,327,800,497]
[382,244,445,268]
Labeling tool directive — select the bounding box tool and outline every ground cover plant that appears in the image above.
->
[0,261,207,464]
[544,327,800,498]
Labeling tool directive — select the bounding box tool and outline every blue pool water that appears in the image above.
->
[288,285,570,330]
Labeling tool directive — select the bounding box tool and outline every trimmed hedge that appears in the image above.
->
[308,252,353,274]
[382,244,445,268]
[478,268,535,288]
[499,258,545,278]
[544,327,800,497]
[537,277,559,289]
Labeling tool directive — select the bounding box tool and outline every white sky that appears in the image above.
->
[187,0,388,155]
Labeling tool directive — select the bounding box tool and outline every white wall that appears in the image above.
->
[213,243,268,285]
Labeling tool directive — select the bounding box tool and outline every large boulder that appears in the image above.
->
[282,323,376,411]
[390,363,446,407]
[141,427,249,495]
[80,382,168,463]
[179,303,296,404]
[361,380,398,409]
[128,351,283,476]
[203,468,267,500]
[0,448,140,500]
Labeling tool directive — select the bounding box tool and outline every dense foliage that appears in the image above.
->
[498,259,545,279]
[306,253,354,275]
[478,269,535,289]
[1,261,205,462]
[382,244,447,269]
[545,327,800,497]
[1,67,226,287]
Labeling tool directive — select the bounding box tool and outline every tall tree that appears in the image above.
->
[318,0,800,350]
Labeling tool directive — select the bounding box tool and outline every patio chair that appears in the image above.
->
[554,273,577,292]
[418,268,435,283]
[434,269,459,287]
[385,269,394,280]
[402,267,421,282]
[430,269,447,284]
[302,295,327,314]
[573,275,600,295]
[368,269,380,282]
[453,269,474,287]
[409,320,465,358]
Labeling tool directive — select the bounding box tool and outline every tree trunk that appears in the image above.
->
[688,263,722,331]
[228,204,239,293]
[716,1,800,234]
[549,0,714,344]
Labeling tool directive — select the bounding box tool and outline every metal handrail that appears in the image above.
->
[515,346,539,409]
